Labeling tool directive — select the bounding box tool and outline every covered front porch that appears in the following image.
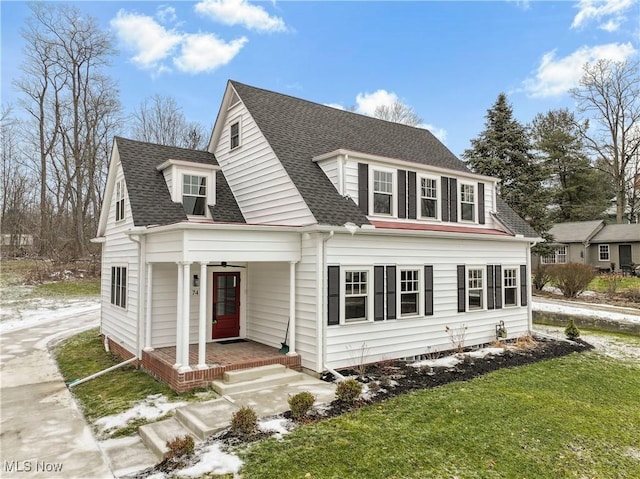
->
[141,340,301,393]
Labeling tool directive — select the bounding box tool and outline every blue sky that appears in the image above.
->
[1,0,638,157]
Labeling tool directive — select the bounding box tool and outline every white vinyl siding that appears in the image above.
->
[324,233,530,370]
[214,99,315,225]
[246,262,289,348]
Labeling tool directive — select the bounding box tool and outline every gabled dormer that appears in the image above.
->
[156,159,220,220]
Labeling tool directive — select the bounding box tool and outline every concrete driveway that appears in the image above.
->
[0,300,113,478]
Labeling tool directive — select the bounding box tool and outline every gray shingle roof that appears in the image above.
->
[494,197,539,238]
[231,81,471,227]
[590,223,640,243]
[548,220,603,244]
[116,137,245,226]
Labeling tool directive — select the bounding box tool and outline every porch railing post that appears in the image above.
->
[197,262,208,368]
[287,260,298,355]
[144,263,153,351]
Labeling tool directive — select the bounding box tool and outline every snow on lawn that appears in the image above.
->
[175,443,243,478]
[409,347,505,369]
[94,394,187,434]
[258,417,292,439]
[0,297,100,333]
[533,299,639,324]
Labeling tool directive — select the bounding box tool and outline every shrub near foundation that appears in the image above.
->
[548,263,596,298]
[335,378,362,404]
[231,406,258,437]
[288,391,316,420]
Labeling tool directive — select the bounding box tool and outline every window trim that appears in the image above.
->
[115,179,125,222]
[418,175,439,220]
[398,267,422,318]
[598,244,610,262]
[369,167,397,217]
[110,265,127,309]
[503,267,519,308]
[459,182,476,223]
[229,118,241,150]
[341,266,374,324]
[182,174,208,217]
[541,245,567,264]
[467,266,485,311]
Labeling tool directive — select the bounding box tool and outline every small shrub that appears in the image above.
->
[514,335,537,349]
[601,273,623,297]
[532,264,551,291]
[565,318,580,341]
[625,286,640,303]
[230,406,257,436]
[335,378,362,404]
[165,435,195,461]
[548,263,596,298]
[445,324,467,352]
[288,391,316,419]
[367,381,381,394]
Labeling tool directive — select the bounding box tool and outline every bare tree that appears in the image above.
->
[373,100,423,127]
[570,60,640,224]
[14,3,122,258]
[131,94,207,150]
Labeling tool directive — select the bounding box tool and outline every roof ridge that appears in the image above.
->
[115,136,212,155]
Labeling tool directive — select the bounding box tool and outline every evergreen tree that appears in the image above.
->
[530,109,612,222]
[463,93,549,236]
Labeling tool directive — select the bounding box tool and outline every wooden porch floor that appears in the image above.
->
[141,340,301,392]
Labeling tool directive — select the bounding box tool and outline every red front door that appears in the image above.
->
[212,272,241,339]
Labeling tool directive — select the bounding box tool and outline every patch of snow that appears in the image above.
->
[533,300,639,324]
[176,443,243,478]
[258,417,292,438]
[0,298,100,333]
[466,347,505,358]
[95,394,187,434]
[409,346,504,369]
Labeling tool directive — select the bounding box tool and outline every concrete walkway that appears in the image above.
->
[0,302,113,479]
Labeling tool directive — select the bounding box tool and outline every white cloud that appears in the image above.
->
[355,89,399,115]
[571,0,635,30]
[156,5,177,24]
[175,33,247,73]
[324,103,345,110]
[111,9,247,75]
[599,17,624,31]
[523,42,637,97]
[111,10,182,71]
[421,123,448,143]
[195,0,287,33]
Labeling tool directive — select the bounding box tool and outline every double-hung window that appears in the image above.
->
[110,266,127,309]
[468,267,484,310]
[599,245,610,261]
[420,177,438,219]
[115,179,125,222]
[503,268,518,307]
[345,271,368,322]
[460,183,475,222]
[400,269,420,316]
[541,246,567,264]
[373,170,394,215]
[183,175,207,216]
[230,121,240,150]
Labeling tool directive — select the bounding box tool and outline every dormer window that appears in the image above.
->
[372,169,394,215]
[230,121,240,150]
[183,174,207,216]
[420,177,438,219]
[460,183,476,222]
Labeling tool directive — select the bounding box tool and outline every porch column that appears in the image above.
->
[144,263,153,351]
[180,262,192,369]
[197,262,208,368]
[287,261,297,355]
[174,262,184,368]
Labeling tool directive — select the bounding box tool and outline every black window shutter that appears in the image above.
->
[520,265,528,307]
[457,265,466,313]
[407,171,417,219]
[111,266,116,304]
[478,183,485,224]
[327,266,340,325]
[357,163,369,215]
[386,266,396,320]
[487,265,495,310]
[495,265,502,309]
[398,170,407,219]
[441,177,450,221]
[374,266,385,321]
[424,265,434,316]
[449,178,458,223]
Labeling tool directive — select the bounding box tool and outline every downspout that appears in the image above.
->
[527,240,538,334]
[68,357,137,388]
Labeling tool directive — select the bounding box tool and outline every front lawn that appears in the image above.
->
[588,275,640,293]
[239,352,640,479]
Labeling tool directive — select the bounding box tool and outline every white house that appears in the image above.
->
[95,81,539,391]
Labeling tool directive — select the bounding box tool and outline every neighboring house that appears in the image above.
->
[535,220,640,273]
[95,81,539,391]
